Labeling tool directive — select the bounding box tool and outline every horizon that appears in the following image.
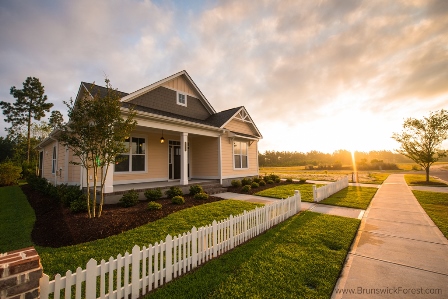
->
[1,1,447,153]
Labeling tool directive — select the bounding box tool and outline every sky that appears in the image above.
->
[0,0,447,154]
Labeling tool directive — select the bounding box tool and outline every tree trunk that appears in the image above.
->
[85,166,91,218]
[425,166,430,182]
[27,112,31,163]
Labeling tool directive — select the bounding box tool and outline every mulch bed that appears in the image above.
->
[21,185,224,248]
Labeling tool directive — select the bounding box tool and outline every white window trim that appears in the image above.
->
[114,135,147,173]
[233,140,249,170]
[176,91,187,107]
[51,146,57,174]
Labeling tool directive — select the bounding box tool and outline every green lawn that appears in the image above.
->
[37,200,262,278]
[255,183,325,202]
[145,211,360,299]
[320,186,378,210]
[412,190,448,238]
[404,174,447,186]
[255,184,377,209]
[0,186,35,252]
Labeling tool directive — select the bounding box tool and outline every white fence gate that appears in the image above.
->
[40,191,301,299]
[313,176,348,202]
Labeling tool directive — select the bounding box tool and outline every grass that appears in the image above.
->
[260,167,389,184]
[255,183,325,202]
[36,200,262,278]
[320,186,378,210]
[412,190,448,238]
[0,186,35,253]
[404,174,448,186]
[255,183,377,209]
[145,211,360,299]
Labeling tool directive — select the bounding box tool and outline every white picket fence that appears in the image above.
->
[40,191,301,299]
[313,176,348,202]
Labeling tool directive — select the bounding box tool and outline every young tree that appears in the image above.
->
[48,110,64,130]
[392,110,448,182]
[0,77,53,162]
[59,78,136,218]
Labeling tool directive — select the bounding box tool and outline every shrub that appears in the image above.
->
[241,177,252,186]
[265,173,280,182]
[58,184,83,207]
[267,179,274,184]
[165,186,183,198]
[119,189,139,207]
[251,182,259,188]
[70,195,88,213]
[231,180,242,187]
[172,195,185,205]
[0,161,22,186]
[189,185,204,196]
[242,185,251,193]
[147,201,162,210]
[144,188,163,201]
[298,178,307,183]
[194,192,209,200]
[259,180,266,186]
[252,177,261,183]
[286,178,293,183]
[275,177,281,183]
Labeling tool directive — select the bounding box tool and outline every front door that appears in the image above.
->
[169,141,181,179]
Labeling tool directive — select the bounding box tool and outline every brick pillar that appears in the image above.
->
[0,247,42,299]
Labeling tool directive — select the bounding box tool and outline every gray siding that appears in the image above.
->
[129,86,212,120]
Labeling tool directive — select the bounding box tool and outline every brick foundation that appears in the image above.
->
[0,247,42,299]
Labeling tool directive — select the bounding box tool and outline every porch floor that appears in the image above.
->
[112,179,220,193]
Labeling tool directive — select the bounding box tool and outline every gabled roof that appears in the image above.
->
[120,70,216,115]
[220,106,263,138]
[204,107,242,127]
[81,82,129,99]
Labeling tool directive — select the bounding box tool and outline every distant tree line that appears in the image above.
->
[258,149,448,169]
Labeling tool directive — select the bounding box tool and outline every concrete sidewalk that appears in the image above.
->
[410,186,448,193]
[332,174,448,299]
[214,192,364,219]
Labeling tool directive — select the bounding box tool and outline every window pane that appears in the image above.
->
[115,155,129,172]
[132,137,145,154]
[233,141,241,155]
[234,155,241,168]
[242,155,248,168]
[132,155,145,171]
[241,142,247,155]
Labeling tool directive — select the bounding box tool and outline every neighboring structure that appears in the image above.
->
[37,70,262,196]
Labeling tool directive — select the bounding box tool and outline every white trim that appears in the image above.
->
[220,107,263,138]
[113,177,168,185]
[218,135,222,185]
[232,140,249,170]
[190,175,220,179]
[64,146,69,183]
[222,173,259,179]
[176,91,187,107]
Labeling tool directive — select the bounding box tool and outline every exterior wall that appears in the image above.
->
[129,86,211,120]
[224,119,257,136]
[190,136,219,179]
[41,141,56,183]
[220,135,258,179]
[161,75,200,98]
[67,152,81,185]
[113,131,169,184]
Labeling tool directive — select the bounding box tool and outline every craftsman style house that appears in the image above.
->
[37,70,262,197]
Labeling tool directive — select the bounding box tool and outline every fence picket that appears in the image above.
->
[39,191,302,299]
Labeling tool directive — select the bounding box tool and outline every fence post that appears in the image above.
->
[229,215,234,249]
[85,259,97,299]
[165,235,173,283]
[294,190,301,213]
[131,245,141,299]
[313,185,317,202]
[212,220,218,258]
[191,227,198,269]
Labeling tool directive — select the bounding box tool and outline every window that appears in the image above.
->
[51,146,57,174]
[233,141,248,169]
[115,137,146,172]
[177,91,187,107]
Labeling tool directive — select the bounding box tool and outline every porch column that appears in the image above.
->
[103,164,114,193]
[180,132,189,185]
